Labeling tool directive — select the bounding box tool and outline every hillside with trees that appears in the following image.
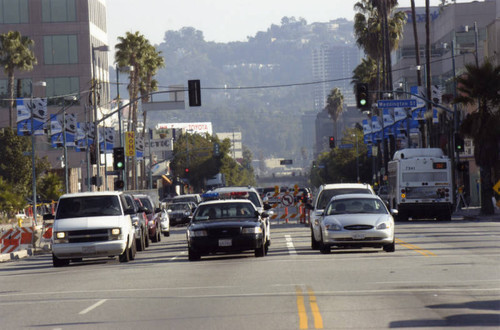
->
[144,17,356,160]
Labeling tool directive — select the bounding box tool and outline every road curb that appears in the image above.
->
[0,248,33,262]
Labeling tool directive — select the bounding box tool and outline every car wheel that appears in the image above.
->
[383,240,396,252]
[136,237,143,252]
[188,248,200,261]
[164,231,170,237]
[157,228,161,242]
[144,231,150,247]
[52,254,69,267]
[311,229,320,250]
[129,239,137,260]
[151,230,158,243]
[119,243,130,262]
[319,232,330,254]
[255,240,266,258]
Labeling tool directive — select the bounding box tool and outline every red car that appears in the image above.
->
[134,194,162,243]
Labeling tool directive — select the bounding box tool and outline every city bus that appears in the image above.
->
[387,148,453,221]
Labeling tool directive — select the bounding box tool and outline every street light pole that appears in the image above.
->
[29,80,46,226]
[91,44,109,191]
[352,133,360,183]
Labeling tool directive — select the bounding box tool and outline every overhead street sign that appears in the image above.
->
[377,99,417,108]
[339,144,353,149]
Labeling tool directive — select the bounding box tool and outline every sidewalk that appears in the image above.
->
[452,206,500,221]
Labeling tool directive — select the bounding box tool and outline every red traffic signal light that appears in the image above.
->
[329,136,335,148]
[184,168,190,174]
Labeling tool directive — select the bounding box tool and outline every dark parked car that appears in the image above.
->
[134,194,162,243]
[167,202,195,226]
[124,194,148,251]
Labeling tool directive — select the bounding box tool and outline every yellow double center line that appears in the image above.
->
[396,238,436,256]
[296,286,323,329]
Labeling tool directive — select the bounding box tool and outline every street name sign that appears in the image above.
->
[339,144,353,149]
[377,99,417,108]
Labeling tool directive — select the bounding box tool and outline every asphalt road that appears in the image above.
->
[0,220,499,329]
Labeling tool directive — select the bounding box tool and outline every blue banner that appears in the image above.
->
[16,98,47,136]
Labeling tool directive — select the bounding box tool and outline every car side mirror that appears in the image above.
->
[155,207,161,213]
[43,213,54,220]
[124,209,135,215]
[263,204,272,211]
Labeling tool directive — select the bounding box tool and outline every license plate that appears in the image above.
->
[352,233,365,240]
[219,239,232,247]
[82,246,96,253]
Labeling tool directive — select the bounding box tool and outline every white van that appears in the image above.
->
[50,192,136,267]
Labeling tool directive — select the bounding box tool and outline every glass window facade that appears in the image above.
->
[45,77,79,105]
[44,35,78,65]
[42,0,76,22]
[0,0,28,23]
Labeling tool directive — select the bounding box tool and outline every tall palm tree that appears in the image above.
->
[454,60,500,215]
[325,88,344,123]
[139,45,165,138]
[114,31,150,132]
[0,31,37,128]
[354,0,406,95]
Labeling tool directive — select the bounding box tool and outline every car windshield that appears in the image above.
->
[325,198,388,215]
[139,197,153,211]
[193,203,256,222]
[173,196,196,203]
[317,188,373,209]
[169,203,190,211]
[56,196,122,219]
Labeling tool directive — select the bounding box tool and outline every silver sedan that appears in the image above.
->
[316,194,396,253]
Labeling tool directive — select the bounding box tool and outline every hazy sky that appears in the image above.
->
[106,0,476,47]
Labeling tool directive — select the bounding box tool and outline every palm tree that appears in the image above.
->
[325,88,344,123]
[454,59,500,215]
[0,31,37,128]
[114,31,150,132]
[354,0,406,94]
[139,44,165,138]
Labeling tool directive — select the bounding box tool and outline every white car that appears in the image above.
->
[160,208,170,237]
[316,194,396,253]
[308,183,376,249]
[50,192,136,267]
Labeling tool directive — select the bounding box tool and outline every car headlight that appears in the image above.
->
[242,227,262,234]
[53,231,68,243]
[376,222,391,230]
[111,228,121,235]
[189,230,207,237]
[325,223,342,231]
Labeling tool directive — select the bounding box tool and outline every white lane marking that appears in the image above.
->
[285,235,297,255]
[171,251,187,261]
[79,299,107,315]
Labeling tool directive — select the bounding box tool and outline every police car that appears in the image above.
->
[187,199,271,260]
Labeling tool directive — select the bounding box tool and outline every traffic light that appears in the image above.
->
[454,133,464,152]
[113,147,125,171]
[213,142,220,157]
[356,82,370,110]
[114,179,124,190]
[329,136,335,148]
[188,79,201,107]
[184,168,190,176]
